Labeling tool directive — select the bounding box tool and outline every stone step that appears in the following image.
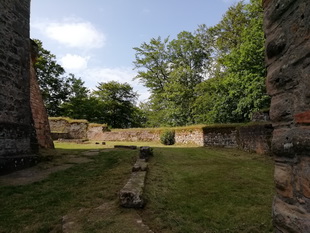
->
[132,159,148,172]
[119,171,146,208]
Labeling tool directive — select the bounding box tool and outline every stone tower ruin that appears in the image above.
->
[0,0,53,174]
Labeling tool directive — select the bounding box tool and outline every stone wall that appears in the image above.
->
[100,130,161,142]
[238,124,273,155]
[203,126,239,148]
[29,40,54,149]
[87,124,111,141]
[49,118,110,140]
[175,129,204,146]
[0,0,39,174]
[264,0,310,231]
[203,124,273,155]
[49,118,89,140]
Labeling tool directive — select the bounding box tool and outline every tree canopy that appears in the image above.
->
[134,0,269,126]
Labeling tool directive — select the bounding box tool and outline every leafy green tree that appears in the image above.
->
[133,30,210,126]
[93,81,140,128]
[193,0,269,123]
[34,39,69,116]
[60,73,91,120]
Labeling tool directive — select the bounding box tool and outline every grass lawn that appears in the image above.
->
[0,141,274,233]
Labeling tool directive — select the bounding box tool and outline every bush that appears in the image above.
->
[160,130,175,145]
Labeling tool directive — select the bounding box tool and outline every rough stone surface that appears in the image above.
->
[238,124,273,155]
[204,126,239,148]
[49,118,88,139]
[0,0,39,173]
[29,40,54,149]
[132,159,148,172]
[100,130,161,142]
[114,145,137,150]
[175,129,204,146]
[139,146,153,161]
[119,171,146,208]
[264,0,310,231]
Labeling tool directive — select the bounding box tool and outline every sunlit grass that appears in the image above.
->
[0,142,274,232]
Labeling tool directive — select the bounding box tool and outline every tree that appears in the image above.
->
[133,30,210,126]
[34,39,69,116]
[60,73,92,120]
[93,81,140,128]
[193,0,269,123]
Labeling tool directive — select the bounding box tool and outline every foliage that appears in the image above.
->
[134,30,210,126]
[34,39,69,116]
[160,129,175,145]
[193,0,270,123]
[134,0,269,126]
[93,81,141,128]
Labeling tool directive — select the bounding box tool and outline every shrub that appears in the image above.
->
[160,130,175,145]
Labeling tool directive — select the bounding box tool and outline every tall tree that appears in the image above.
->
[133,30,210,126]
[193,0,269,123]
[34,39,69,116]
[93,81,140,128]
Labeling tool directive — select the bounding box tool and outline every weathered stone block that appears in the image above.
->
[295,110,310,125]
[114,145,137,150]
[274,163,293,198]
[270,93,295,122]
[119,171,146,208]
[132,159,148,172]
[273,197,310,233]
[139,146,153,161]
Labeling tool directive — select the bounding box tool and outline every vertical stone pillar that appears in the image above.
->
[0,0,38,173]
[263,0,310,232]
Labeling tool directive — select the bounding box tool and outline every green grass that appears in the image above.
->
[143,147,275,233]
[0,142,274,233]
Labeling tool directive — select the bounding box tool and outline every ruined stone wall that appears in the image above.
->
[203,124,273,155]
[203,126,239,148]
[100,130,161,142]
[87,124,110,141]
[238,124,273,155]
[175,129,204,146]
[49,118,100,140]
[29,40,54,149]
[0,0,40,174]
[264,0,310,231]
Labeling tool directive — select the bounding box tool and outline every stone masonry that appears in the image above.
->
[264,0,310,231]
[0,0,39,174]
[30,40,54,149]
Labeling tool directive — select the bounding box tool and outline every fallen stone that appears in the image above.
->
[132,159,148,172]
[114,145,137,150]
[139,146,153,161]
[119,171,146,208]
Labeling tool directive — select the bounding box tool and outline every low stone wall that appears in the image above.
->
[203,126,238,148]
[175,129,204,146]
[100,130,161,142]
[49,118,105,140]
[238,124,273,155]
[203,124,273,155]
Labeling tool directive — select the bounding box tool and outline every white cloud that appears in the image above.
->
[32,18,105,49]
[60,54,89,71]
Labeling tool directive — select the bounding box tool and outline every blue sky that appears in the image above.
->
[30,0,242,102]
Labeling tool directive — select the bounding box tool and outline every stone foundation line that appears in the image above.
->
[119,146,153,208]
